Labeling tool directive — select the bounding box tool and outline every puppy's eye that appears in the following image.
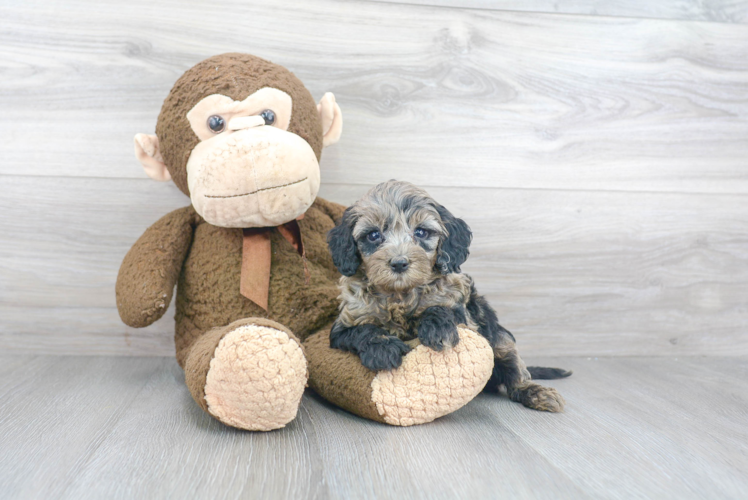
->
[207,115,225,133]
[367,230,382,242]
[260,109,276,125]
[414,228,430,239]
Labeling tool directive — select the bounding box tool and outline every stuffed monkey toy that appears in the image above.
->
[117,53,495,430]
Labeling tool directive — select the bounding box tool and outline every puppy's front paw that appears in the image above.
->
[360,336,412,371]
[418,313,459,352]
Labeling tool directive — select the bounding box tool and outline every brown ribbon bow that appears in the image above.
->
[240,217,307,311]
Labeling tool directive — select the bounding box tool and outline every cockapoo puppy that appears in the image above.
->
[327,180,570,412]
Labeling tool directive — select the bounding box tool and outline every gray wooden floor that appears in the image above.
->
[1,355,746,499]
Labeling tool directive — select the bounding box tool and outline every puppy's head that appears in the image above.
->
[327,180,472,291]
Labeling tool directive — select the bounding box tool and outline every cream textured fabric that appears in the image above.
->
[204,325,307,431]
[134,133,170,181]
[370,328,494,426]
[316,92,342,147]
[186,126,320,228]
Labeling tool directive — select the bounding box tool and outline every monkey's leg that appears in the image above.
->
[305,324,494,426]
[180,317,307,431]
[485,333,566,413]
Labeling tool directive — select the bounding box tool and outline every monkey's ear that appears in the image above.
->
[134,133,171,182]
[327,207,360,276]
[435,204,472,274]
[317,92,343,147]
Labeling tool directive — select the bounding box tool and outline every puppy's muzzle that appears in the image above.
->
[390,257,410,274]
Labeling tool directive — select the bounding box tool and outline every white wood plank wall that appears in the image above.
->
[373,0,748,24]
[1,0,746,356]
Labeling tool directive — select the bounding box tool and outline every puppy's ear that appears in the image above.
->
[435,204,472,274]
[327,207,361,276]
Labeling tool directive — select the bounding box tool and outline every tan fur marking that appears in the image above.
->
[493,334,564,412]
[362,240,434,293]
[508,383,566,413]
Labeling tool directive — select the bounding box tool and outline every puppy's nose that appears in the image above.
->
[390,257,410,274]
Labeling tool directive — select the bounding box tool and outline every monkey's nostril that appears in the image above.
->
[390,257,410,274]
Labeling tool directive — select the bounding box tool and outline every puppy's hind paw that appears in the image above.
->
[509,383,566,413]
[360,336,412,372]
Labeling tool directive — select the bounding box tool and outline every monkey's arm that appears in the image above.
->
[116,206,197,328]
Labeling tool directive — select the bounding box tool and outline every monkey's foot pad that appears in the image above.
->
[204,324,307,431]
[371,327,494,426]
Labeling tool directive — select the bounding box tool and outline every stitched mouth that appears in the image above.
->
[204,177,308,199]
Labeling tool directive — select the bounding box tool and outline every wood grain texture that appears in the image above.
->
[1,176,746,357]
[1,355,747,499]
[1,0,747,194]
[371,0,748,24]
[0,356,167,498]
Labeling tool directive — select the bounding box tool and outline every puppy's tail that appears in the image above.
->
[527,366,572,380]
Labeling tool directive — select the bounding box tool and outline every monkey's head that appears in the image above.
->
[134,53,342,228]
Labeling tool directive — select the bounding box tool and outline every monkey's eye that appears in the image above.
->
[367,230,382,243]
[260,109,276,125]
[207,115,225,133]
[414,228,430,239]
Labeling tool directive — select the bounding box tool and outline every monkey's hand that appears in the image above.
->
[116,206,196,328]
[330,322,412,371]
[417,306,460,352]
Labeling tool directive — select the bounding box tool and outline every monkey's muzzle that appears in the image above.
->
[186,126,321,228]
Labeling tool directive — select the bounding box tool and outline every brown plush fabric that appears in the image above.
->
[117,198,343,356]
[155,53,323,196]
[153,198,344,368]
[184,324,231,413]
[116,206,198,328]
[117,197,354,424]
[304,325,386,423]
